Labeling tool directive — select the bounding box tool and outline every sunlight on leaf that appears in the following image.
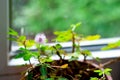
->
[53,30,72,42]
[104,68,112,75]
[81,50,92,56]
[17,39,35,48]
[60,64,68,69]
[94,69,103,76]
[94,68,112,76]
[85,35,101,40]
[17,36,26,42]
[90,77,98,80]
[71,22,81,31]
[102,40,120,50]
[25,40,35,47]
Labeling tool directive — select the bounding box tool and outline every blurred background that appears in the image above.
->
[11,0,120,42]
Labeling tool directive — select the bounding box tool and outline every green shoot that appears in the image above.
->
[90,77,99,80]
[94,68,112,79]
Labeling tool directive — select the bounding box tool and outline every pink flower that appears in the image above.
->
[34,33,47,44]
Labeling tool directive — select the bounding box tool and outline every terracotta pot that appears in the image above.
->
[22,60,112,80]
[86,61,113,80]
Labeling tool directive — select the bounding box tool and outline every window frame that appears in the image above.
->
[0,0,26,77]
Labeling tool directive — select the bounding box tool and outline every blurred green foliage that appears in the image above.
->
[12,0,120,38]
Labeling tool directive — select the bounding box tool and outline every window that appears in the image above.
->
[10,0,120,56]
[8,0,120,66]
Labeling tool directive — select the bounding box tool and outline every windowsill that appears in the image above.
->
[9,49,120,66]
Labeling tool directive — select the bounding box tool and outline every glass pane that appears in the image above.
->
[11,0,120,42]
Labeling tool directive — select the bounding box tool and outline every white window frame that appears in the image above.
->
[0,0,26,79]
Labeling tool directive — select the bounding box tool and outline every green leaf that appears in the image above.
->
[95,57,101,62]
[40,57,53,63]
[31,52,40,58]
[85,35,101,40]
[90,77,99,80]
[81,50,92,56]
[53,30,72,42]
[99,72,103,76]
[69,56,78,61]
[102,40,120,50]
[94,69,103,76]
[44,58,53,62]
[8,37,17,41]
[14,47,30,60]
[104,68,112,72]
[55,44,62,49]
[40,64,47,79]
[19,47,29,53]
[25,40,35,48]
[45,78,54,80]
[94,70,101,73]
[58,77,68,80]
[18,35,26,42]
[14,49,33,61]
[9,28,18,36]
[71,22,81,31]
[23,53,32,61]
[40,45,47,51]
[14,52,25,59]
[94,68,112,76]
[104,68,112,75]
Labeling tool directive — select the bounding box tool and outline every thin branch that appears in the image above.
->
[29,59,34,69]
[72,32,75,53]
[23,40,33,68]
[102,57,120,67]
[53,46,62,60]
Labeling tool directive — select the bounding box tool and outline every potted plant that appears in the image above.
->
[9,23,115,80]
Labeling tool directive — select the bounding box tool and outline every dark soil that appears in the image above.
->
[25,60,108,80]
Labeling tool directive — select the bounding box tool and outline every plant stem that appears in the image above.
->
[72,32,75,53]
[29,59,34,68]
[53,46,62,60]
[23,40,33,68]
[84,55,87,62]
[102,57,120,67]
[36,44,41,64]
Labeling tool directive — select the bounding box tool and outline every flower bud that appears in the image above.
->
[34,33,47,44]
